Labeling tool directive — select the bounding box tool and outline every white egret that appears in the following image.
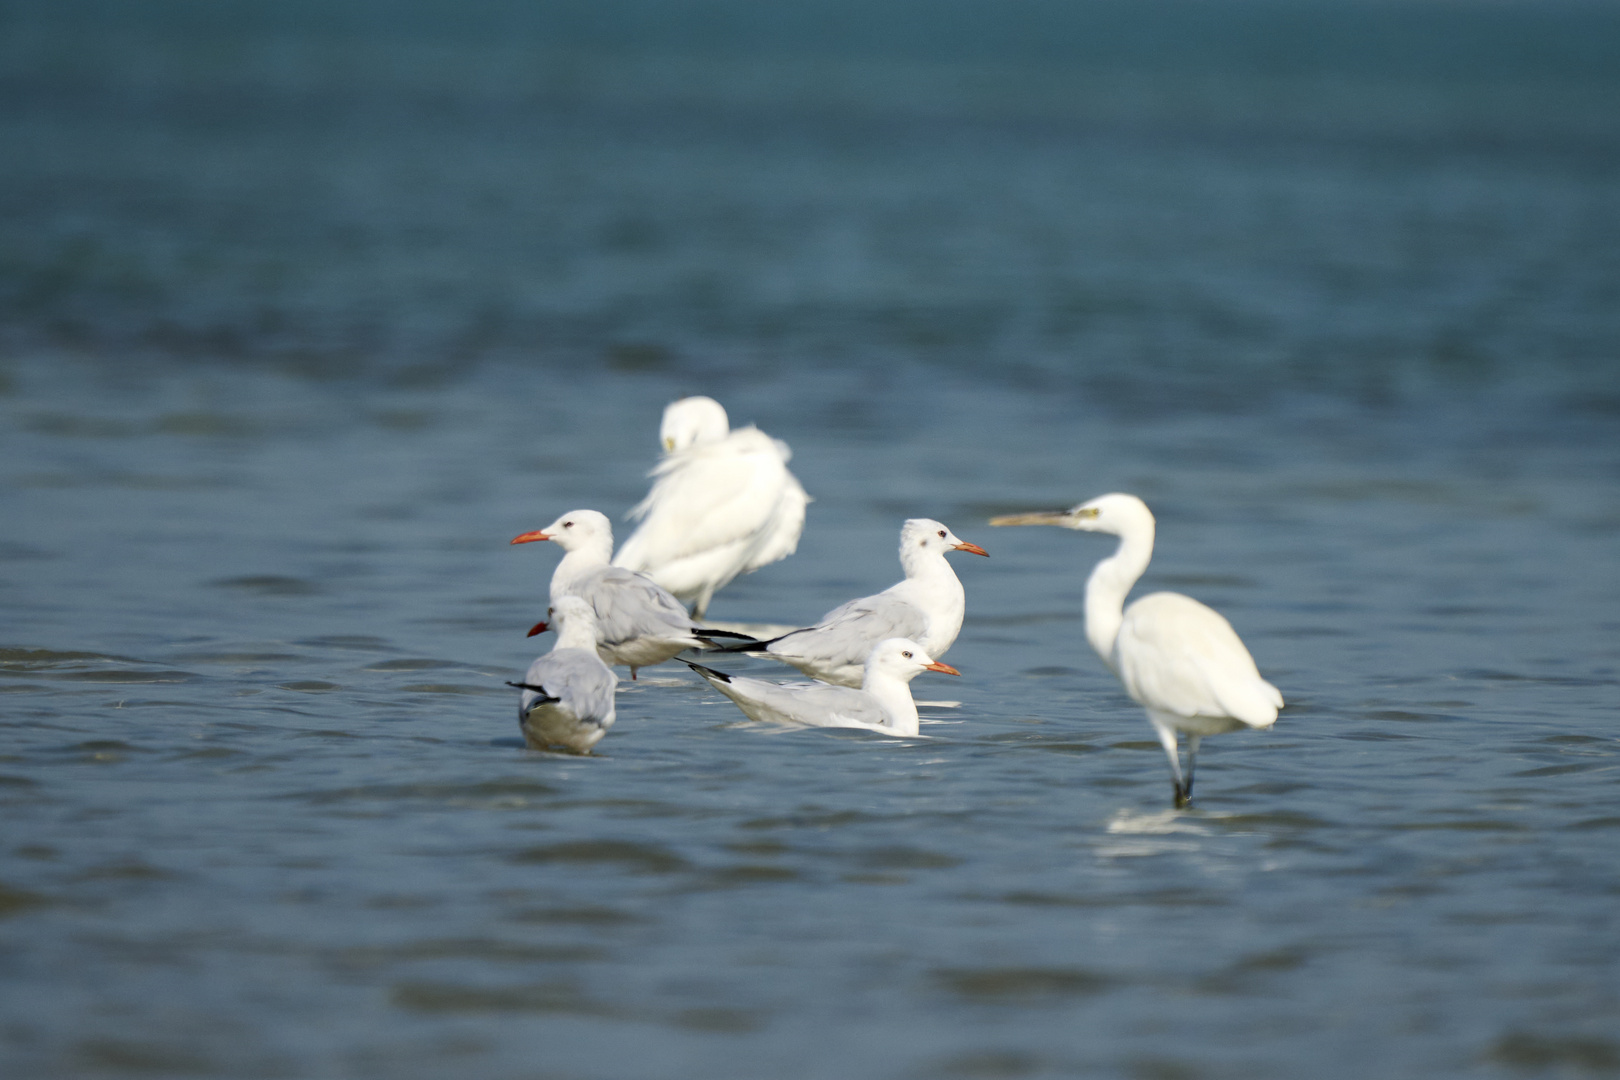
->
[511,510,755,678]
[506,597,619,754]
[991,494,1282,807]
[686,638,959,737]
[611,396,811,618]
[720,518,988,687]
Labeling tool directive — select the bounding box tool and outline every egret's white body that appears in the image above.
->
[508,597,618,754]
[687,638,958,737]
[510,510,754,678]
[612,396,811,618]
[991,493,1282,806]
[736,519,988,687]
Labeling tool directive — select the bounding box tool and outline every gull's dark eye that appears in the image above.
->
[901,650,912,659]
[563,521,573,528]
[937,530,946,538]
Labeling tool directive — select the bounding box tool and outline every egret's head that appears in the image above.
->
[900,518,990,559]
[990,493,1152,536]
[866,638,960,682]
[659,396,730,453]
[511,509,613,553]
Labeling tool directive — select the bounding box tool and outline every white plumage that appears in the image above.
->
[736,518,989,687]
[687,638,959,737]
[611,396,810,618]
[991,493,1282,806]
[510,509,753,678]
[508,596,619,754]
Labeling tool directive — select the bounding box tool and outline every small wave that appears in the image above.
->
[1106,809,1210,835]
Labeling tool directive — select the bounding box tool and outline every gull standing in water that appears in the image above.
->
[611,396,811,618]
[506,597,618,754]
[991,494,1282,807]
[511,510,754,678]
[686,638,958,737]
[721,518,988,687]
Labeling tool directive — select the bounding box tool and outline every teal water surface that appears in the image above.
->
[3,4,1619,1078]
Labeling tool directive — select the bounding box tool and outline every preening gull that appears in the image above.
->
[991,493,1282,807]
[724,518,987,687]
[611,396,811,618]
[506,596,619,754]
[511,509,754,678]
[687,638,958,737]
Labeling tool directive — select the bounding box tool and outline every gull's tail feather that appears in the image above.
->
[506,680,560,703]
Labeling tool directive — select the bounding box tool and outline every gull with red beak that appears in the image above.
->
[505,596,618,754]
[991,494,1283,807]
[510,509,754,678]
[686,638,959,737]
[716,518,988,687]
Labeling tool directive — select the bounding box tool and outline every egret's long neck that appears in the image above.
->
[1084,520,1153,666]
[861,669,920,736]
[553,618,598,652]
[550,538,613,600]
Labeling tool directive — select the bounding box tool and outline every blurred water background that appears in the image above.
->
[3,2,1619,1077]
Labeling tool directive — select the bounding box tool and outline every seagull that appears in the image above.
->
[505,596,618,754]
[611,396,811,618]
[511,509,755,678]
[686,638,959,737]
[720,518,987,687]
[991,493,1282,807]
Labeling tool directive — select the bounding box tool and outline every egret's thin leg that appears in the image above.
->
[1185,735,1202,803]
[1147,713,1187,807]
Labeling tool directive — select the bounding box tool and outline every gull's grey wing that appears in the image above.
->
[767,589,928,670]
[772,681,889,727]
[522,647,618,720]
[578,566,698,646]
[725,675,891,728]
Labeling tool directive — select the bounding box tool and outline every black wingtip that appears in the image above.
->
[681,660,732,683]
[506,680,559,703]
[693,627,755,640]
[708,631,786,653]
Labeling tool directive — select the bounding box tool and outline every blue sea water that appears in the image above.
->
[2,3,1619,1077]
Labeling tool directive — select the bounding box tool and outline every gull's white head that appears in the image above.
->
[510,509,614,554]
[989,493,1154,536]
[900,518,990,562]
[660,396,730,454]
[866,638,961,683]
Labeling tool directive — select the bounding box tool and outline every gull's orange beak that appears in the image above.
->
[924,661,960,676]
[952,541,989,557]
[525,620,549,638]
[511,530,551,545]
